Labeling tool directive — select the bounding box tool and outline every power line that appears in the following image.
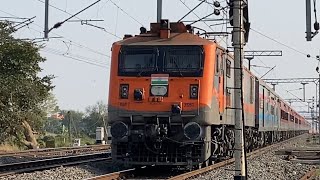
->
[48,0,102,33]
[42,48,108,68]
[44,47,109,66]
[35,0,120,39]
[179,0,215,32]
[179,0,231,49]
[250,27,316,60]
[0,9,110,68]
[109,0,144,26]
[0,8,111,58]
[199,1,271,76]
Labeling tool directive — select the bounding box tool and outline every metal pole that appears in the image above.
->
[306,0,312,41]
[313,95,316,133]
[248,57,253,71]
[318,73,320,142]
[101,112,108,141]
[301,83,308,101]
[157,0,162,23]
[44,0,49,38]
[67,111,72,145]
[233,0,246,179]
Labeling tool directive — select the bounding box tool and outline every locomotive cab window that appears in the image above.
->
[119,46,204,77]
[119,47,157,76]
[164,46,203,77]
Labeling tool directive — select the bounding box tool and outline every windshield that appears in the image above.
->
[119,48,156,75]
[118,46,203,77]
[164,47,202,76]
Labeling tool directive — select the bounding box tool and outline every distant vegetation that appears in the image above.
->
[43,101,108,148]
[0,21,54,149]
[0,21,107,150]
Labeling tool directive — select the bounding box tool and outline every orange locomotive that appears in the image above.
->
[108,20,310,169]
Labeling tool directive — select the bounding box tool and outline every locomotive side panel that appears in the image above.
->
[221,53,235,126]
[242,69,255,127]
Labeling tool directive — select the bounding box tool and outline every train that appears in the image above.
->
[107,19,310,169]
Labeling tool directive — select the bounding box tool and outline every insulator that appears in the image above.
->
[314,22,320,31]
[214,1,221,8]
[214,9,220,16]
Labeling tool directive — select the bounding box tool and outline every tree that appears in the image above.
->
[61,110,84,139]
[81,101,108,137]
[0,22,54,149]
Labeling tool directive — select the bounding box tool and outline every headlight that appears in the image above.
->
[190,84,199,99]
[184,122,202,140]
[120,84,129,99]
[151,85,167,96]
[110,122,128,139]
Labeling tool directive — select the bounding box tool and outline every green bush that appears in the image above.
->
[42,135,55,148]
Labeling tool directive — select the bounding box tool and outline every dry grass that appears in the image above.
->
[0,144,20,153]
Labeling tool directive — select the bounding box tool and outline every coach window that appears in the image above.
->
[226,59,231,77]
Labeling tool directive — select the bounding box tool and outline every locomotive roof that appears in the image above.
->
[115,32,215,46]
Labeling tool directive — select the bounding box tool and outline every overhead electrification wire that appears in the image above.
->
[178,1,205,22]
[42,48,108,68]
[35,0,120,39]
[0,9,111,68]
[179,0,215,32]
[109,0,144,26]
[179,0,231,48]
[47,0,102,32]
[0,8,111,59]
[250,28,316,60]
[44,47,109,66]
[284,87,310,108]
[114,7,119,36]
[193,1,273,78]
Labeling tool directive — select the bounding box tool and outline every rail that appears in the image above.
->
[0,152,111,177]
[300,168,317,180]
[85,168,136,180]
[168,134,307,180]
[0,144,110,158]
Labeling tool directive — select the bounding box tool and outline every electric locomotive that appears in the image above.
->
[107,19,310,169]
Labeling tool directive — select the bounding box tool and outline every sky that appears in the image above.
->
[2,0,320,117]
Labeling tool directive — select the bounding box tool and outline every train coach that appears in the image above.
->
[107,19,310,169]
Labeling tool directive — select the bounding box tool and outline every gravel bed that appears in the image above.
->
[0,156,36,165]
[1,135,317,180]
[192,134,319,180]
[0,161,122,180]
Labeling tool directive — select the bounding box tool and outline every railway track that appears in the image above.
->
[300,168,317,180]
[0,152,111,177]
[85,168,136,180]
[168,134,307,180]
[86,134,308,180]
[0,144,110,159]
